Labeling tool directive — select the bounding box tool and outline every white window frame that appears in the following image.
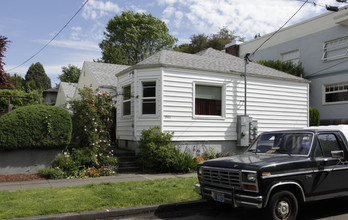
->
[322,36,348,62]
[281,50,300,65]
[193,82,226,119]
[141,81,157,115]
[122,85,131,116]
[322,81,348,105]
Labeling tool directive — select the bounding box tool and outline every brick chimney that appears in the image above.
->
[225,40,241,57]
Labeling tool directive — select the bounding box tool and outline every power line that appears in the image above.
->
[296,0,326,8]
[250,0,309,59]
[305,57,348,77]
[7,0,89,72]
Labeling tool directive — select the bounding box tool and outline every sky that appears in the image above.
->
[0,0,343,87]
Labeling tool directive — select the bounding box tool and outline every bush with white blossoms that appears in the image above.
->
[39,88,118,179]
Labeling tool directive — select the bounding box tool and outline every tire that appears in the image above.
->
[267,190,298,220]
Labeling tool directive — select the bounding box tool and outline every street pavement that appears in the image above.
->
[1,172,201,220]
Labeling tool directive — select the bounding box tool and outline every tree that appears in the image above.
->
[174,27,243,54]
[25,62,51,91]
[9,74,25,90]
[257,60,305,77]
[58,64,81,83]
[99,11,177,65]
[0,35,14,89]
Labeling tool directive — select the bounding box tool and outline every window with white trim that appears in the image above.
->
[122,85,131,116]
[142,82,156,114]
[281,50,300,64]
[322,36,348,61]
[324,82,348,104]
[195,84,222,116]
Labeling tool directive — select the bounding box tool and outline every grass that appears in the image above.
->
[0,177,200,219]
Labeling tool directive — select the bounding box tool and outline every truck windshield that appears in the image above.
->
[249,132,313,156]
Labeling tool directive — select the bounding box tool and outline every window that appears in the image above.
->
[324,82,348,104]
[142,82,156,114]
[122,85,131,116]
[281,50,300,64]
[322,36,348,61]
[195,85,222,116]
[318,134,341,157]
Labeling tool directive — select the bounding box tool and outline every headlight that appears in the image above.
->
[198,167,203,175]
[247,173,257,182]
[241,171,258,192]
[242,171,257,183]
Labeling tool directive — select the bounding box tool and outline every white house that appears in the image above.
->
[227,6,348,125]
[73,61,129,101]
[55,82,77,107]
[116,48,309,154]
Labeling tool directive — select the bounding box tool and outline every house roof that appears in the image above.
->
[83,61,129,88]
[60,82,77,100]
[117,48,308,83]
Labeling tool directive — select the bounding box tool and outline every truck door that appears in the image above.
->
[311,133,348,195]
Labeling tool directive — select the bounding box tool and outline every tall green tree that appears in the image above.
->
[99,11,177,65]
[25,62,51,91]
[58,64,81,83]
[257,60,305,77]
[174,27,243,54]
[0,35,14,89]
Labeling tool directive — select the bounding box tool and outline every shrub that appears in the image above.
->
[0,89,42,112]
[309,107,320,126]
[172,151,197,173]
[138,127,197,173]
[38,167,66,179]
[0,105,72,150]
[42,88,119,179]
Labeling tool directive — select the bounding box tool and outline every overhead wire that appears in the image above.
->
[7,0,89,72]
[305,57,348,77]
[249,0,309,59]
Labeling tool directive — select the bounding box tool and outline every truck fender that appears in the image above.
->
[263,181,306,208]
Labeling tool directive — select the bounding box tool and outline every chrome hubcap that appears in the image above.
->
[277,201,290,217]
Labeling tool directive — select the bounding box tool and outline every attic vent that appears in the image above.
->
[128,71,134,77]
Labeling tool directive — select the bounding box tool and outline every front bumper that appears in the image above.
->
[195,183,263,209]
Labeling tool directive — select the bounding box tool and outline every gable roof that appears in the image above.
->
[60,82,77,100]
[117,48,308,83]
[83,61,129,87]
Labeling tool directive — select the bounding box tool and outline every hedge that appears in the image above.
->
[0,105,72,150]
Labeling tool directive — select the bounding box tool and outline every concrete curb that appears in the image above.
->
[9,200,207,220]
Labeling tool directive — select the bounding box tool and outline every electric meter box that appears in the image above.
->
[237,115,250,147]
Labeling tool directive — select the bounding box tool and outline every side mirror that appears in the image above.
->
[331,150,344,159]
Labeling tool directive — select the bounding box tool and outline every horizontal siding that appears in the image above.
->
[162,68,308,141]
[116,73,134,140]
[133,69,162,140]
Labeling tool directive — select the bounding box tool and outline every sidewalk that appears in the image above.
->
[0,172,197,191]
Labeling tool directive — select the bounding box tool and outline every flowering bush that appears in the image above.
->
[193,148,234,163]
[40,88,119,179]
[83,166,117,177]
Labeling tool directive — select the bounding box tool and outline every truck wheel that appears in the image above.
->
[267,190,298,220]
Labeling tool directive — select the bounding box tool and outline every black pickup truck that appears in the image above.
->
[195,126,348,220]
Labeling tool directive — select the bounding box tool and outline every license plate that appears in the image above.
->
[212,191,224,202]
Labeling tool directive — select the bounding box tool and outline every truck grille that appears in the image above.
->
[202,167,241,189]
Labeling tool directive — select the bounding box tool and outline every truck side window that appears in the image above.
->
[314,141,323,157]
[318,134,341,158]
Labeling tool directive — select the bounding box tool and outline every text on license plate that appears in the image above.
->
[212,191,224,202]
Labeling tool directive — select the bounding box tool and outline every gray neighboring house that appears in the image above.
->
[43,88,58,105]
[116,48,309,154]
[227,6,348,125]
[73,61,129,101]
[55,82,77,107]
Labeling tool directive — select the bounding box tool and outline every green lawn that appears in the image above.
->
[0,177,200,219]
